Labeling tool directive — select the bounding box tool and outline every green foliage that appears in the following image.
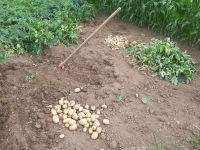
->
[89,0,200,48]
[191,136,200,150]
[26,72,38,82]
[127,38,196,85]
[0,0,94,61]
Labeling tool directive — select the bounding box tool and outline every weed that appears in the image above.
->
[116,94,125,103]
[127,38,196,85]
[191,136,200,150]
[0,96,7,105]
[141,96,157,104]
[26,72,38,82]
[153,144,165,150]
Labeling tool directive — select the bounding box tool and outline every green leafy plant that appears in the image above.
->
[127,38,196,85]
[26,72,38,82]
[89,0,200,48]
[0,0,95,60]
[191,136,200,150]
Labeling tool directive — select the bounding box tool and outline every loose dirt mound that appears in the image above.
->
[0,16,200,150]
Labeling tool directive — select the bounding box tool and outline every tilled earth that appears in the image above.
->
[0,16,200,150]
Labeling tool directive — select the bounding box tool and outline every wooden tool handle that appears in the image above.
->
[59,7,121,69]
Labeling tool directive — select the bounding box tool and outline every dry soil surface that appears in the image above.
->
[0,16,200,150]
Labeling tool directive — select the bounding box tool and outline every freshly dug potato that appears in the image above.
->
[79,119,87,125]
[59,98,64,105]
[83,127,87,132]
[63,104,68,109]
[78,106,83,112]
[103,119,110,125]
[74,88,81,93]
[52,115,59,123]
[69,124,78,131]
[55,105,61,110]
[90,105,96,111]
[88,128,93,134]
[96,127,102,134]
[69,100,75,106]
[64,100,69,104]
[91,132,98,140]
[85,105,89,109]
[51,109,57,115]
[59,134,65,139]
[101,104,107,109]
[69,119,76,125]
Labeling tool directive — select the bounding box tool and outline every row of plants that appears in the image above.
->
[88,0,200,48]
[0,0,95,61]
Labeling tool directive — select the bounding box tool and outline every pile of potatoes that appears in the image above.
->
[50,97,109,140]
[104,35,128,50]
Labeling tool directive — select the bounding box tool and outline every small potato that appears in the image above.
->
[87,118,91,122]
[68,110,74,116]
[85,105,89,109]
[72,113,78,120]
[48,105,53,108]
[83,109,90,114]
[78,106,83,112]
[101,104,107,109]
[63,109,69,114]
[63,104,68,109]
[57,109,62,114]
[74,88,81,93]
[62,114,67,120]
[78,112,86,118]
[91,115,96,122]
[79,116,83,119]
[63,118,71,123]
[91,132,98,140]
[64,100,69,104]
[65,123,69,128]
[93,120,100,127]
[69,119,76,125]
[69,124,78,131]
[84,123,90,128]
[73,104,80,110]
[95,115,100,119]
[69,100,75,106]
[52,115,59,123]
[92,125,97,130]
[90,105,96,111]
[89,122,93,126]
[79,119,87,125]
[96,109,101,115]
[83,127,87,132]
[51,109,57,115]
[59,98,64,105]
[96,127,102,134]
[86,113,91,118]
[59,134,65,139]
[55,105,61,110]
[88,128,93,134]
[103,119,110,125]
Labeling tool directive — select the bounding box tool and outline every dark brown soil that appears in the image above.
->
[0,16,200,150]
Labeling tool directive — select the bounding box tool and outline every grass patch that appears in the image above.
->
[127,38,196,85]
[191,136,200,150]
[0,0,94,61]
[26,72,38,82]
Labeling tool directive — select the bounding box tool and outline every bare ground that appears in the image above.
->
[0,16,200,150]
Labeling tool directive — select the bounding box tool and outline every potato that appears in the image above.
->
[95,115,100,119]
[87,118,91,122]
[63,109,69,114]
[63,118,71,123]
[85,105,89,109]
[62,114,67,120]
[68,110,74,116]
[59,98,64,105]
[79,119,87,125]
[89,122,93,126]
[48,105,53,108]
[92,125,97,130]
[72,113,78,120]
[69,100,75,106]
[79,116,83,119]
[78,106,83,112]
[52,115,59,123]
[51,109,57,115]
[57,109,62,114]
[83,127,87,132]
[55,105,61,110]
[91,132,98,140]
[65,123,69,128]
[101,104,107,109]
[93,120,100,127]
[103,119,110,125]
[91,115,96,122]
[63,104,68,109]
[86,113,91,118]
[74,88,81,93]
[90,105,96,111]
[96,109,101,115]
[64,100,69,104]
[59,134,65,139]
[83,109,90,114]
[69,119,76,125]
[96,127,102,134]
[84,123,90,128]
[78,112,86,118]
[69,124,78,131]
[88,128,93,134]
[73,104,80,110]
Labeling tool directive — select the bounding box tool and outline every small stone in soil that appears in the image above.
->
[74,88,81,93]
[35,123,41,129]
[59,134,65,139]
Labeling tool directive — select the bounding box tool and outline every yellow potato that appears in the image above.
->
[51,109,57,115]
[52,115,59,123]
[91,132,98,140]
[103,119,110,125]
[69,124,78,131]
[79,119,87,125]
